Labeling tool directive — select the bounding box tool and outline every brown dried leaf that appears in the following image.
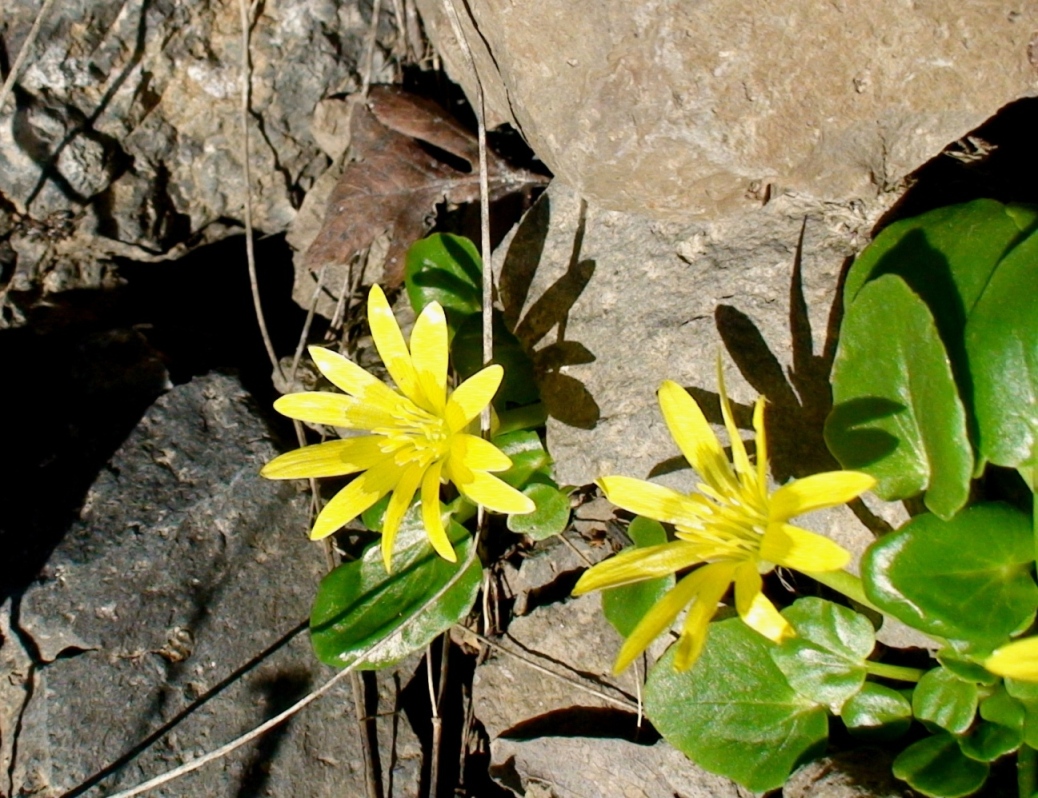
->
[305,85,547,287]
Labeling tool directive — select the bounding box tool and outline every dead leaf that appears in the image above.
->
[305,85,547,287]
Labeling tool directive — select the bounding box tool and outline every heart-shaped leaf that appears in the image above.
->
[826,274,972,518]
[771,598,875,711]
[893,732,989,798]
[965,226,1038,470]
[862,502,1038,650]
[310,516,482,669]
[507,482,571,540]
[841,682,912,740]
[644,618,827,792]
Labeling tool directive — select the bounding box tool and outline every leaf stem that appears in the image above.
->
[863,660,924,682]
[804,568,881,614]
[1019,743,1037,798]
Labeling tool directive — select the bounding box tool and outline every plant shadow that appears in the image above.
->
[497,193,601,430]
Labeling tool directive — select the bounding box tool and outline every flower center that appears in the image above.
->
[374,401,451,469]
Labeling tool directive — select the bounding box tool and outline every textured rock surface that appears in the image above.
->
[1,373,421,797]
[418,0,1037,220]
[0,0,395,326]
[473,539,747,798]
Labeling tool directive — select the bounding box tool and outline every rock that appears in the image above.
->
[417,0,1035,220]
[0,0,397,325]
[473,551,746,798]
[2,373,422,797]
[784,749,908,798]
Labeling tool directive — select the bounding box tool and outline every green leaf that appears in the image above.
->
[492,430,553,489]
[958,720,1021,763]
[404,233,482,323]
[602,517,674,638]
[507,483,571,540]
[862,503,1038,649]
[310,516,482,670]
[826,274,972,518]
[1005,680,1038,748]
[959,686,1026,762]
[965,225,1038,469]
[936,650,999,686]
[912,668,979,734]
[770,598,875,711]
[453,311,540,408]
[644,618,828,792]
[893,733,989,798]
[844,199,1038,345]
[841,682,912,741]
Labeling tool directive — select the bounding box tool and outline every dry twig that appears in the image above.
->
[0,0,58,115]
[237,0,283,382]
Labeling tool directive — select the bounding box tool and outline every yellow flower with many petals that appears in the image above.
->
[262,285,535,570]
[573,361,875,673]
[985,637,1038,682]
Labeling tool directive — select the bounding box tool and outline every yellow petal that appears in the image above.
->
[421,460,456,562]
[310,459,400,540]
[451,433,512,472]
[445,365,503,432]
[769,471,876,522]
[309,346,405,412]
[573,541,707,594]
[410,302,449,412]
[717,358,752,482]
[456,470,535,514]
[597,475,712,530]
[657,380,734,496]
[734,562,793,643]
[380,463,424,571]
[673,562,738,671]
[367,284,422,404]
[760,522,851,572]
[261,436,386,479]
[985,637,1038,682]
[273,392,363,427]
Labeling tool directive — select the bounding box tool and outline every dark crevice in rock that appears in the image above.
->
[517,567,583,616]
[499,706,661,745]
[5,594,42,793]
[875,96,1038,233]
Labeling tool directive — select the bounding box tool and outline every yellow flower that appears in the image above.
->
[985,637,1038,682]
[262,285,535,570]
[574,361,875,673]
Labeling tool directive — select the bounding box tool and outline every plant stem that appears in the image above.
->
[1019,744,1037,798]
[804,568,881,614]
[863,660,924,682]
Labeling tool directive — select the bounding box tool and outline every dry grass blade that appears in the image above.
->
[304,86,546,287]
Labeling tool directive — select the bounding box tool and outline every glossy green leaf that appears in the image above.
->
[913,668,978,735]
[862,503,1038,649]
[507,482,571,540]
[770,598,875,711]
[453,311,540,408]
[1005,680,1038,748]
[893,733,989,798]
[644,618,828,792]
[841,682,912,740]
[936,650,998,686]
[966,226,1038,469]
[310,516,482,670]
[404,233,482,322]
[602,517,674,638]
[826,274,972,518]
[492,430,553,489]
[958,721,1021,763]
[959,686,1026,762]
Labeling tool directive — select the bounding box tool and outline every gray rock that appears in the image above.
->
[473,552,745,798]
[418,0,1035,221]
[784,750,909,798]
[0,0,396,325]
[2,373,422,797]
